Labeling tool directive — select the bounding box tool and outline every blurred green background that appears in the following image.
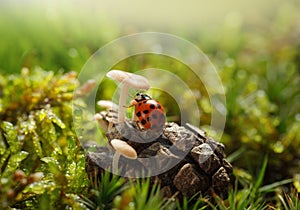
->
[1,0,300,179]
[0,0,300,208]
[1,0,299,73]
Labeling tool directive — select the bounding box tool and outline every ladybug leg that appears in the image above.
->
[135,121,143,131]
[123,104,134,108]
[130,110,146,131]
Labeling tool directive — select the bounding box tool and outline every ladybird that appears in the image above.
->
[130,93,166,131]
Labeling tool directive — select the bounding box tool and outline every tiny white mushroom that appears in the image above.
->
[94,113,103,121]
[97,100,119,111]
[110,139,138,174]
[94,113,109,132]
[110,139,137,159]
[106,70,150,123]
[94,110,118,132]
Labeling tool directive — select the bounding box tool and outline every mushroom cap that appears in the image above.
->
[97,100,119,111]
[94,113,103,121]
[106,70,150,90]
[110,139,138,159]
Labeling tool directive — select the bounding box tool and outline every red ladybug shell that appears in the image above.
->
[130,93,166,131]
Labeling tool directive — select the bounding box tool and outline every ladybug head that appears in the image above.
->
[134,93,151,102]
[130,93,152,106]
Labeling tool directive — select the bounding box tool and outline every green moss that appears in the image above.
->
[0,68,88,209]
[0,1,299,208]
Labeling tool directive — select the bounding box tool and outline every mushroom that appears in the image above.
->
[106,70,150,174]
[110,139,137,174]
[95,101,119,132]
[110,139,137,159]
[94,113,109,132]
[106,70,150,123]
[97,100,119,111]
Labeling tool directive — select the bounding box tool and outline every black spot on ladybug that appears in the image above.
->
[138,103,142,106]
[141,119,147,125]
[157,104,161,109]
[150,104,155,109]
[143,110,149,114]
[136,111,141,117]
[143,101,147,104]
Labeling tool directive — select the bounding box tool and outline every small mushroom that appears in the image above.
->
[106,70,150,123]
[110,139,138,174]
[94,110,118,132]
[96,100,118,131]
[110,139,137,159]
[94,113,109,132]
[97,100,119,111]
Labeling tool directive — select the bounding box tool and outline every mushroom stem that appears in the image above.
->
[110,139,137,174]
[112,152,121,174]
[118,83,128,123]
[106,70,150,123]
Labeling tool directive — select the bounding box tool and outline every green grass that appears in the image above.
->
[72,156,299,209]
[0,1,300,209]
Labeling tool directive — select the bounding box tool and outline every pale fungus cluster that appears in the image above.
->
[97,70,151,173]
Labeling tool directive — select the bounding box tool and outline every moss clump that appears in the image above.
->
[0,68,88,209]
